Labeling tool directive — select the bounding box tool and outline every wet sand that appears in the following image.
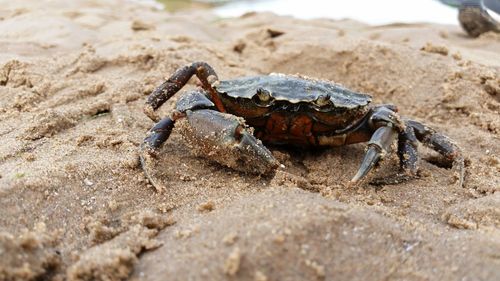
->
[0,1,499,280]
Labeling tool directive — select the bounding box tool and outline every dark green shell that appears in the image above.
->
[215,74,371,109]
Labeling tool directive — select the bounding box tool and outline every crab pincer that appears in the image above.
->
[140,87,279,191]
[351,125,399,184]
[179,109,279,174]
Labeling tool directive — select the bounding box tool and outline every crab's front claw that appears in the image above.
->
[236,129,281,174]
[180,109,279,174]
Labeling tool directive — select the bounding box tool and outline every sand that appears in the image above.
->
[0,0,499,280]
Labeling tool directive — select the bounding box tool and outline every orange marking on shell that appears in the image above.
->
[266,114,288,134]
[261,114,317,145]
[290,115,313,137]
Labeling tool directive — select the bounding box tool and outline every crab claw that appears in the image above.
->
[351,146,382,183]
[180,109,279,174]
[350,126,398,184]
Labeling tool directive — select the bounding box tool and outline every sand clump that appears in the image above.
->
[67,225,162,281]
[421,42,449,56]
[0,0,499,280]
[443,192,500,230]
[223,247,242,276]
[68,209,173,281]
[0,223,61,281]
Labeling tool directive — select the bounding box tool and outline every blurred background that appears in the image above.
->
[138,0,460,25]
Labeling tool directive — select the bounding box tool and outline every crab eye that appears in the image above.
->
[257,88,271,101]
[252,88,273,106]
[315,95,331,107]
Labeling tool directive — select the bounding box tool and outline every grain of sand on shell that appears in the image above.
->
[0,1,499,280]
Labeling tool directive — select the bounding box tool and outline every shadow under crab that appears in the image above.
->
[140,62,464,191]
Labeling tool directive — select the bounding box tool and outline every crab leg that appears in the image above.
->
[144,61,224,122]
[397,125,419,175]
[405,119,465,187]
[351,105,405,183]
[140,117,176,191]
[348,106,403,183]
[367,125,420,186]
[143,117,175,149]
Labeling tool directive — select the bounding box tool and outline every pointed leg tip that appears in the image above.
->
[139,141,167,193]
[140,142,158,157]
[347,175,363,187]
[350,176,361,185]
[454,158,466,188]
[351,146,382,185]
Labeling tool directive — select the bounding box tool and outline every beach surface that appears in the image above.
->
[0,1,499,280]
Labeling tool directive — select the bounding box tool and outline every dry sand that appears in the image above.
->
[0,1,499,280]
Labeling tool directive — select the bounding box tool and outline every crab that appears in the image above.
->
[141,62,464,190]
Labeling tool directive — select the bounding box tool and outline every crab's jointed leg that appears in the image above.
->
[140,116,176,191]
[405,119,465,187]
[349,104,465,186]
[397,125,419,175]
[144,61,225,122]
[143,117,175,150]
[351,125,399,183]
